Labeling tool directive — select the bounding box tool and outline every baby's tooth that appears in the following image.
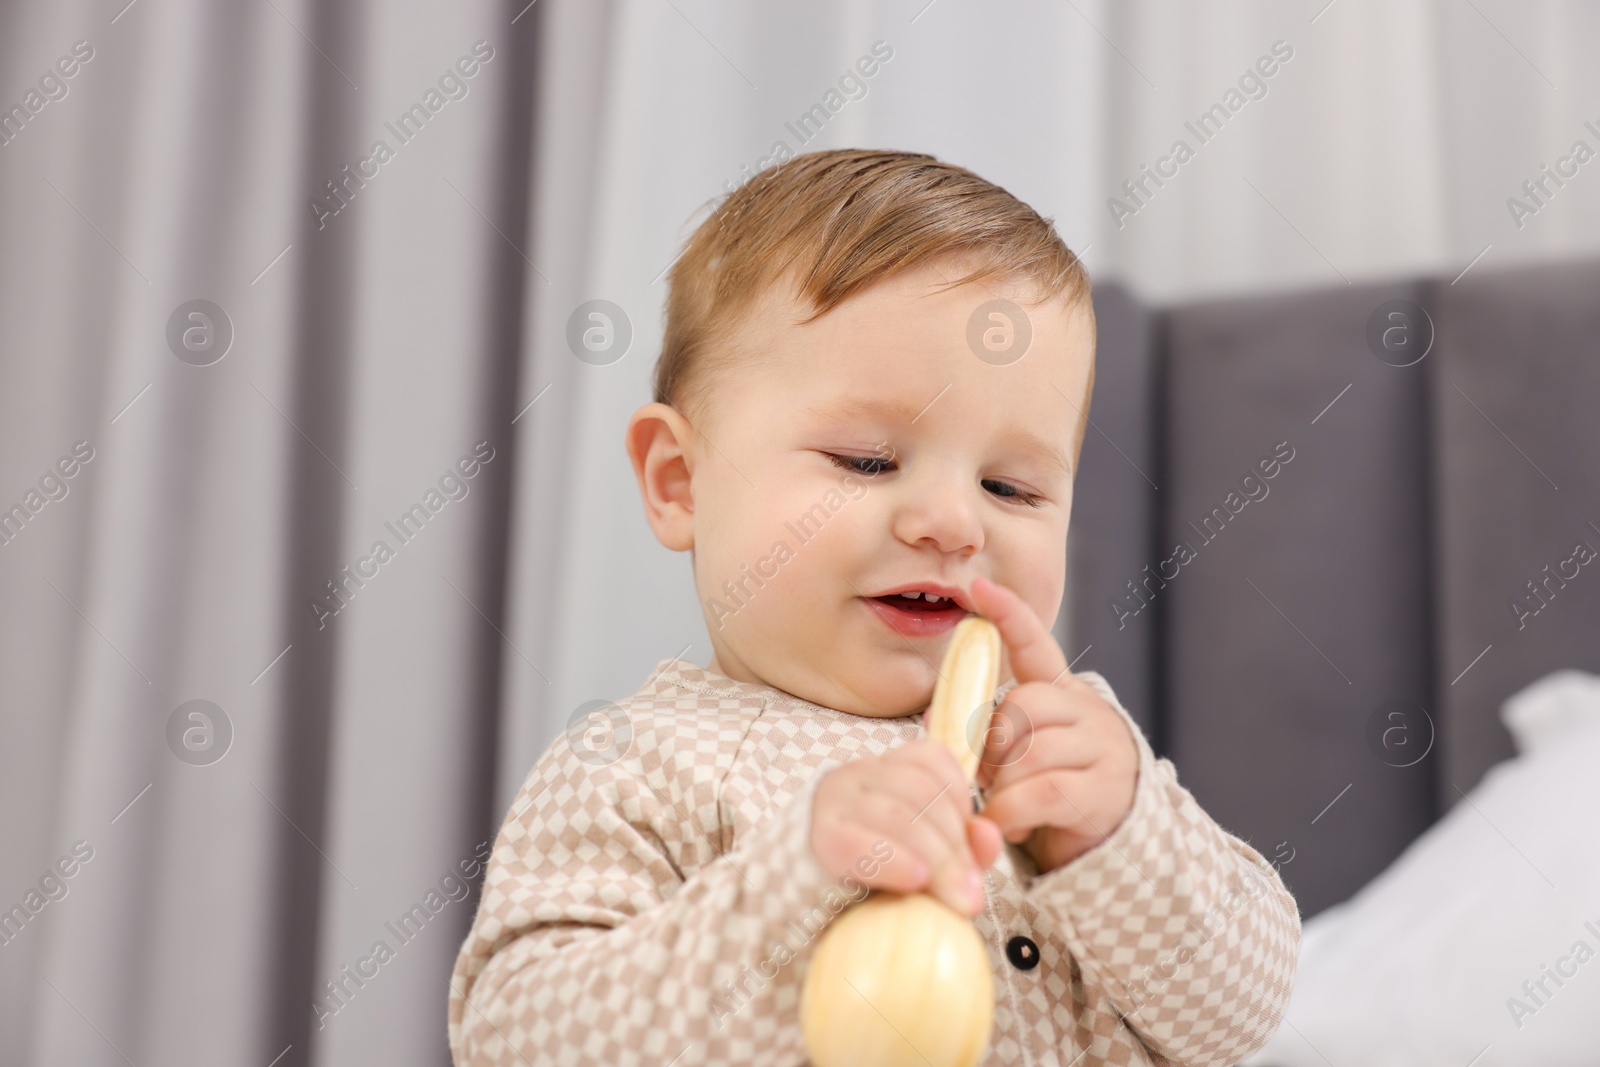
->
[904,591,923,600]
[925,594,944,604]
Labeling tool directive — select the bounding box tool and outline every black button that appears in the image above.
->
[1005,935,1040,971]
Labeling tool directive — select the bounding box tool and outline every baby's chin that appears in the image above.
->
[760,653,937,719]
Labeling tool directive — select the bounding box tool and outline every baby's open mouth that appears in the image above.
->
[873,591,961,612]
[864,588,970,638]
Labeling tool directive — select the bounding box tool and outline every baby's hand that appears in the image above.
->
[970,577,1139,876]
[809,739,1002,916]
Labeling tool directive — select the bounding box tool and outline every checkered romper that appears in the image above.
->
[448,659,1300,1065]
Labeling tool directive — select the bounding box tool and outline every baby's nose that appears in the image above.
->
[890,479,985,553]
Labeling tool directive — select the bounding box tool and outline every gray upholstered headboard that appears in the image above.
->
[1069,263,1600,919]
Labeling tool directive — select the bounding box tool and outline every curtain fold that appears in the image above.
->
[0,2,536,1064]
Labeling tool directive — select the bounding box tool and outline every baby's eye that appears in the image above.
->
[827,453,895,476]
[982,478,1045,507]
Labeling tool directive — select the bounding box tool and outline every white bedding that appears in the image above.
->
[1243,670,1600,1067]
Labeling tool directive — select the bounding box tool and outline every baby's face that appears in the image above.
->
[674,259,1093,717]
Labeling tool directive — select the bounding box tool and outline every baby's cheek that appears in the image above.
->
[1005,526,1069,624]
[738,502,865,635]
[1033,554,1066,619]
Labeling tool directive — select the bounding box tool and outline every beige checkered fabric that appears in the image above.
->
[448,660,1301,1066]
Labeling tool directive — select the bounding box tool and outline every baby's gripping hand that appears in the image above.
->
[970,577,1139,875]
[809,740,1002,916]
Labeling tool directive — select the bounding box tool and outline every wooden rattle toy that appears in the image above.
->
[799,616,1001,1067]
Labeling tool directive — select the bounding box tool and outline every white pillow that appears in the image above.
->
[1244,670,1600,1067]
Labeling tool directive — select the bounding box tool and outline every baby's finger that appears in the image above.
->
[968,815,1002,870]
[888,738,986,847]
[984,720,1098,796]
[812,817,927,894]
[886,737,970,798]
[864,786,984,915]
[982,768,1110,846]
[872,760,971,870]
[885,741,979,838]
[978,681,1092,789]
[968,577,1069,687]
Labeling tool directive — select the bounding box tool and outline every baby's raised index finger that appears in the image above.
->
[967,577,1069,686]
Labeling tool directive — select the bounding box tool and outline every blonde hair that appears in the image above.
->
[655,148,1092,427]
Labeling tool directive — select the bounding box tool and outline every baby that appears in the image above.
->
[448,149,1301,1066]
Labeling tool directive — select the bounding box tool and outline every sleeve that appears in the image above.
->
[1018,672,1302,1067]
[447,749,854,1067]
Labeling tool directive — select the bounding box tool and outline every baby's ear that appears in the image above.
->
[625,402,696,552]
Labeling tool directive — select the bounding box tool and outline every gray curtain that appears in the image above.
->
[0,1,541,1064]
[1073,268,1600,919]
